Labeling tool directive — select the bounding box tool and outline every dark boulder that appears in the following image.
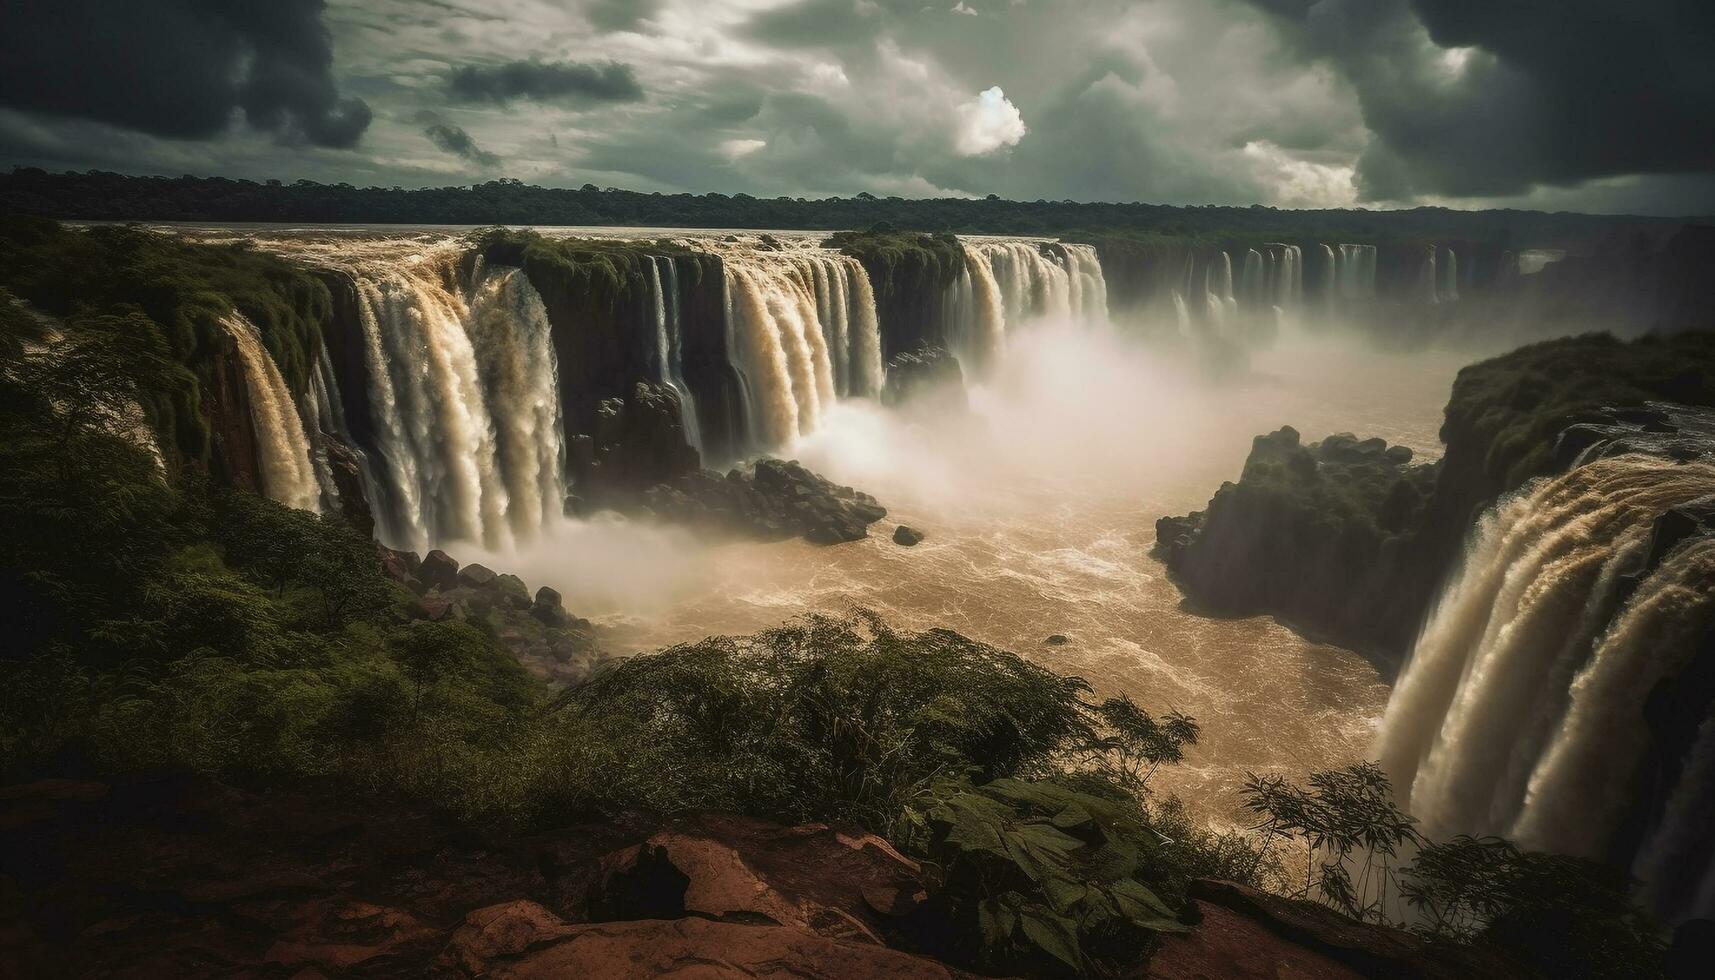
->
[892,525,924,546]
[882,346,967,413]
[638,457,887,546]
[494,573,531,610]
[456,563,497,589]
[532,586,570,627]
[419,550,459,592]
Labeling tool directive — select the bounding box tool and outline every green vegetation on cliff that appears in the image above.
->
[0,216,331,469]
[831,228,965,355]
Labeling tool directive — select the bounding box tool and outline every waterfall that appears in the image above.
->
[1319,243,1337,308]
[219,312,321,513]
[469,267,568,540]
[1334,244,1377,309]
[1375,456,1715,919]
[722,247,877,449]
[953,243,1007,368]
[647,256,704,457]
[348,249,526,552]
[1202,250,1236,332]
[1241,249,1265,309]
[1419,245,1441,304]
[1263,244,1302,309]
[957,240,1110,339]
[1439,246,1461,303]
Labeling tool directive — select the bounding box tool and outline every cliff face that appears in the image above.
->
[832,231,964,358]
[1158,333,1715,674]
[201,331,263,493]
[1155,428,1433,670]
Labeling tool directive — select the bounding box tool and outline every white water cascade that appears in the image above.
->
[1203,251,1237,333]
[1438,246,1460,303]
[950,240,1110,356]
[1333,244,1378,309]
[219,311,322,513]
[468,267,567,542]
[647,256,703,457]
[722,246,880,450]
[347,249,566,552]
[1375,456,1715,919]
[1265,243,1303,311]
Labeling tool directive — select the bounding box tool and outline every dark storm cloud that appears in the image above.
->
[744,0,888,48]
[585,0,663,33]
[423,123,500,166]
[1245,0,1715,200]
[0,0,371,149]
[445,60,645,106]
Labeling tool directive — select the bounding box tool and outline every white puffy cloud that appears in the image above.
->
[953,86,1026,156]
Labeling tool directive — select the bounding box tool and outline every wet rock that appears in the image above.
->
[531,587,570,627]
[319,439,374,538]
[493,573,531,610]
[882,346,967,413]
[639,457,887,546]
[419,550,459,592]
[893,525,924,546]
[379,547,423,593]
[455,563,497,589]
[1044,634,1069,646]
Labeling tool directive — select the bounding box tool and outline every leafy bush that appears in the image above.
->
[545,611,1095,827]
[900,776,1189,974]
[1242,765,1669,979]
[1402,836,1666,980]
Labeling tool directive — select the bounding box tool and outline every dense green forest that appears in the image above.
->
[3,167,1700,249]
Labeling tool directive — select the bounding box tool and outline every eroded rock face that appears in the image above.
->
[1153,426,1437,675]
[576,382,702,498]
[883,346,967,414]
[640,457,887,546]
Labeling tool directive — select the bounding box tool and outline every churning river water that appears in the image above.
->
[494,320,1470,824]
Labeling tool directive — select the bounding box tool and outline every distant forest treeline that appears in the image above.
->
[2,168,1705,249]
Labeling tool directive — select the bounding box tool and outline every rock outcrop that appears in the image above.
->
[883,346,968,413]
[380,547,598,682]
[0,773,1526,980]
[1154,426,1435,674]
[1160,333,1715,673]
[639,457,887,545]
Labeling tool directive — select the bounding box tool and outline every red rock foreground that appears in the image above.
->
[1,774,1506,978]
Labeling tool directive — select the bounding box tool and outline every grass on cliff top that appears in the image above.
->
[1446,331,1715,489]
[829,226,967,289]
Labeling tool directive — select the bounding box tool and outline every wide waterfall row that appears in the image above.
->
[943,240,1110,368]
[1164,242,1380,337]
[1375,456,1715,920]
[722,248,882,450]
[348,251,566,553]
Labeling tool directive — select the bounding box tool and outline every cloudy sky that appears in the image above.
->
[2,0,1712,214]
